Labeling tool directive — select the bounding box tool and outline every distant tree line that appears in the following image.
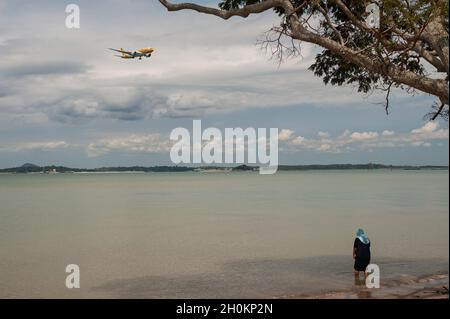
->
[0,163,447,173]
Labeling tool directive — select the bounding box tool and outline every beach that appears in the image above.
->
[285,273,449,299]
[0,170,448,298]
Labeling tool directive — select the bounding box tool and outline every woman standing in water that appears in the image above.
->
[353,228,371,281]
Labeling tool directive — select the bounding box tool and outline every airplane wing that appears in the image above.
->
[108,48,133,55]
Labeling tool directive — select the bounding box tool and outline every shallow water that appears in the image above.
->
[0,170,448,298]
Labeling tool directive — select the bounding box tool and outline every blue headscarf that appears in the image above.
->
[356,228,370,244]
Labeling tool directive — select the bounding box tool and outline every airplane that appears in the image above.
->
[108,47,155,60]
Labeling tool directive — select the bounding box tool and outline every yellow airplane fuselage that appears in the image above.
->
[137,48,155,54]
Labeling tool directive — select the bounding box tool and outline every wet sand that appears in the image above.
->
[280,273,449,299]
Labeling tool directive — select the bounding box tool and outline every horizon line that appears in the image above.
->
[1,162,448,171]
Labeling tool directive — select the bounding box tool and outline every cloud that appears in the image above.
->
[410,141,432,147]
[1,122,446,160]
[1,61,90,77]
[411,122,438,134]
[278,129,294,141]
[84,122,448,157]
[50,88,169,122]
[409,122,449,141]
[282,122,449,153]
[382,130,395,136]
[0,0,448,167]
[0,1,394,125]
[292,136,305,145]
[350,131,379,141]
[87,134,171,157]
[317,131,330,138]
[0,140,70,152]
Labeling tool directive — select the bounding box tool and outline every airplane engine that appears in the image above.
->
[146,53,152,57]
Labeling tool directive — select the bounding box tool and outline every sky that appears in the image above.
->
[0,0,448,168]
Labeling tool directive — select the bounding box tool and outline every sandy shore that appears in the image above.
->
[279,273,449,299]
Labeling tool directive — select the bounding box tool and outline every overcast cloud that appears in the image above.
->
[0,0,448,167]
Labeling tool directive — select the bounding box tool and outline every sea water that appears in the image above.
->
[0,170,448,298]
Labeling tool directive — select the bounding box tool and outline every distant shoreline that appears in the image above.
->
[0,163,448,174]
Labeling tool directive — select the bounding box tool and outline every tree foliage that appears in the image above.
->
[160,0,449,119]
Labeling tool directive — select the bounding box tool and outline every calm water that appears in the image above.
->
[0,170,448,298]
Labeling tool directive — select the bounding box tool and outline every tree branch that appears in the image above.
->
[315,2,345,45]
[331,0,374,33]
[287,18,449,105]
[158,0,449,106]
[158,0,282,19]
[431,103,445,120]
[411,41,446,72]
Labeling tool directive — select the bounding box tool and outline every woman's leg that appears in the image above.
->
[354,271,361,285]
